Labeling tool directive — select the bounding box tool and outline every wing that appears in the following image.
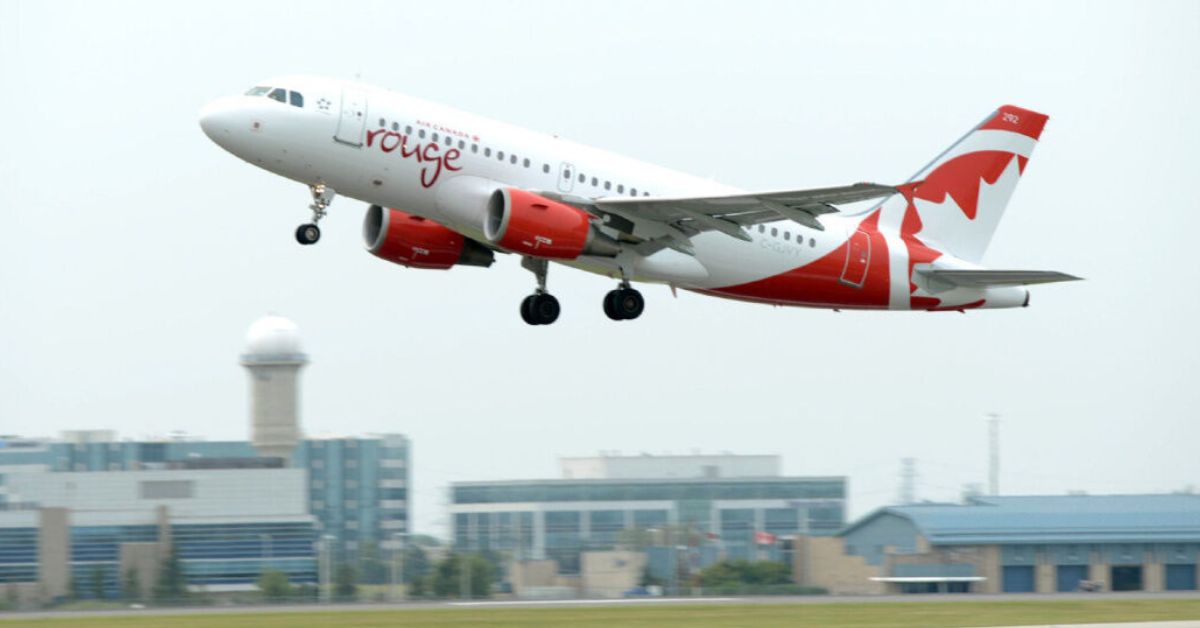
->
[918,269,1082,288]
[587,183,900,248]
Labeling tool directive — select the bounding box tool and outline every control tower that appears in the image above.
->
[240,314,308,464]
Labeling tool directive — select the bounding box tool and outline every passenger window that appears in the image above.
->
[771,227,778,237]
[378,118,386,127]
[591,177,598,186]
[643,192,650,197]
[392,122,400,131]
[564,169,572,179]
[618,184,625,193]
[523,158,530,167]
[542,164,550,173]
[485,147,492,157]
[630,188,637,196]
[268,88,286,103]
[459,140,466,150]
[784,232,791,241]
[432,133,440,143]
[510,154,517,164]
[419,129,426,138]
[578,173,586,183]
[498,151,505,160]
[405,125,413,135]
[758,225,765,233]
[472,144,479,153]
[604,181,611,190]
[809,238,816,247]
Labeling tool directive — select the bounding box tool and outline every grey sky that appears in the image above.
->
[3,0,1197,537]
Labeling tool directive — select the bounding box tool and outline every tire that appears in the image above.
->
[520,295,538,325]
[603,290,623,321]
[295,223,321,245]
[531,293,560,325]
[616,288,644,320]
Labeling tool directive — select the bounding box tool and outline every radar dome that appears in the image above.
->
[243,314,306,360]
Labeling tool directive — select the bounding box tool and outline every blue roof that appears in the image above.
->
[841,494,1200,545]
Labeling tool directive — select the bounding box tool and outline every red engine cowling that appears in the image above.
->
[363,205,494,269]
[484,188,619,259]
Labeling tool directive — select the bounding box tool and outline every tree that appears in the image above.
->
[256,569,293,602]
[356,542,387,584]
[697,560,791,588]
[430,554,494,599]
[89,565,106,600]
[333,564,357,602]
[122,567,142,602]
[402,545,430,584]
[153,545,188,604]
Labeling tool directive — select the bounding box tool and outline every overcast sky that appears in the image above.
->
[3,0,1198,537]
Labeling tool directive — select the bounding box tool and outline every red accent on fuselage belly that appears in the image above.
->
[702,211,891,309]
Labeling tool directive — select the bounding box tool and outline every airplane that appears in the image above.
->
[199,76,1079,325]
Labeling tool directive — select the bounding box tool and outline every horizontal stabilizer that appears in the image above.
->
[918,269,1082,289]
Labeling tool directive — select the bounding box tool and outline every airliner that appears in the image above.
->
[199,76,1078,325]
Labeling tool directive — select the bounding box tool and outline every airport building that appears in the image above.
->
[450,454,846,576]
[0,315,412,601]
[796,494,1200,594]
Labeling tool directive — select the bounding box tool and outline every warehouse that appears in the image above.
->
[796,494,1200,594]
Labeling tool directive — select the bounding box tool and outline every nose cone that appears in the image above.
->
[198,97,243,147]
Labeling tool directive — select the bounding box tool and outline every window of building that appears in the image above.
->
[140,480,194,499]
[313,459,325,469]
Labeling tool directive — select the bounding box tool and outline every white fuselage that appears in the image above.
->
[199,75,1029,311]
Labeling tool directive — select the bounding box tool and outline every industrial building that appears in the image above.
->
[796,494,1200,594]
[451,453,846,588]
[0,315,411,602]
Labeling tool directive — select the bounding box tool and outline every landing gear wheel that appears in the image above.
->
[521,293,560,326]
[295,223,321,245]
[604,288,644,321]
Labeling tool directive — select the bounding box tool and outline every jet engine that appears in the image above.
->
[484,188,619,259]
[363,205,494,269]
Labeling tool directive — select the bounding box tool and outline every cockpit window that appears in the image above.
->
[289,91,304,108]
[268,88,287,103]
[245,86,272,96]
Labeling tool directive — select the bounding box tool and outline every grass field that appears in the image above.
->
[4,599,1200,628]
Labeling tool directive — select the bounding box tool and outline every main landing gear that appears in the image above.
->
[603,282,644,321]
[295,183,335,245]
[517,259,646,325]
[520,257,560,326]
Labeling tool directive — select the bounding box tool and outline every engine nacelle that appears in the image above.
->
[484,188,620,259]
[363,205,494,269]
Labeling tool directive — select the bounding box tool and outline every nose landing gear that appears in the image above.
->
[296,184,335,245]
[520,257,560,326]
